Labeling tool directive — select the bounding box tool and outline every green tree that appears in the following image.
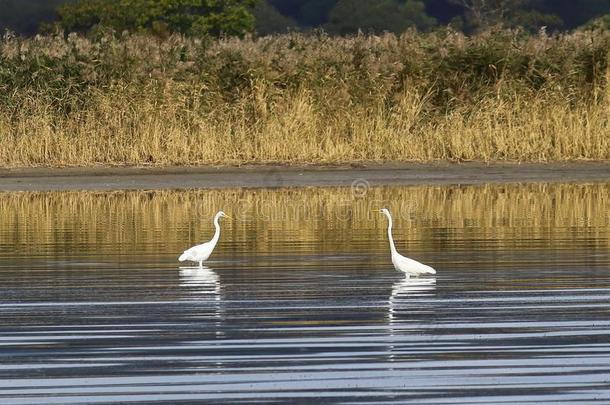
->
[252,1,298,35]
[580,14,610,30]
[450,0,561,31]
[267,0,337,26]
[451,0,520,28]
[57,0,257,37]
[327,0,436,35]
[531,0,610,29]
[298,0,337,26]
[0,0,68,35]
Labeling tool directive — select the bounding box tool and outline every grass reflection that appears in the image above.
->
[0,183,608,260]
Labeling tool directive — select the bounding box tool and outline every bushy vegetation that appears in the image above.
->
[1,0,610,36]
[57,0,257,37]
[0,29,609,166]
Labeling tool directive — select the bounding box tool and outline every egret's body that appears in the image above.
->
[378,208,436,277]
[178,211,228,267]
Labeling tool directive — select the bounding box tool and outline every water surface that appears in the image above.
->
[1,184,610,404]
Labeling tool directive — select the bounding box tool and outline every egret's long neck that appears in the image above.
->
[210,215,221,245]
[384,213,397,255]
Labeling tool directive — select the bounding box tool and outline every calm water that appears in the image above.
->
[1,184,610,404]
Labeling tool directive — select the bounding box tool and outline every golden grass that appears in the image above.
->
[0,31,609,166]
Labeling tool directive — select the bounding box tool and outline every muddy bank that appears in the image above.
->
[0,163,609,191]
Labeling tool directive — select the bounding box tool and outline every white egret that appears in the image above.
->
[178,211,230,267]
[377,208,436,277]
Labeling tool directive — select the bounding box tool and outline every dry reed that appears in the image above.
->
[0,29,609,166]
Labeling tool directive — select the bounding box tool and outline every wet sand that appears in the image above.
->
[0,162,609,191]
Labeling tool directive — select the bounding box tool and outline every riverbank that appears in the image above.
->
[1,162,609,191]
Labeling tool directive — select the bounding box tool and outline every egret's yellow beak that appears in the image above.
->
[224,215,233,219]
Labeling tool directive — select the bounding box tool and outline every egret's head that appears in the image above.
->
[372,208,391,217]
[217,211,231,219]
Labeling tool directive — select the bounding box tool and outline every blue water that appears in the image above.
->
[1,185,610,404]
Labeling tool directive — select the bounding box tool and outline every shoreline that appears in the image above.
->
[0,162,609,191]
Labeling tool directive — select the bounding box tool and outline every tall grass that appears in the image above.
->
[0,29,609,167]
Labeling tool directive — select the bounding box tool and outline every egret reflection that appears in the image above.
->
[179,266,224,337]
[179,266,221,298]
[385,276,437,362]
[388,277,437,327]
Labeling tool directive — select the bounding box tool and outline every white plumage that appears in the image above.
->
[378,208,436,277]
[178,211,229,267]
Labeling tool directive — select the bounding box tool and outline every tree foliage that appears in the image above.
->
[57,0,257,36]
[531,0,610,29]
[0,0,609,36]
[251,1,298,35]
[580,14,610,30]
[327,0,436,34]
[0,0,66,35]
[266,0,336,26]
[448,0,561,31]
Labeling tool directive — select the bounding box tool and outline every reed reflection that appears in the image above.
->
[0,183,608,265]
